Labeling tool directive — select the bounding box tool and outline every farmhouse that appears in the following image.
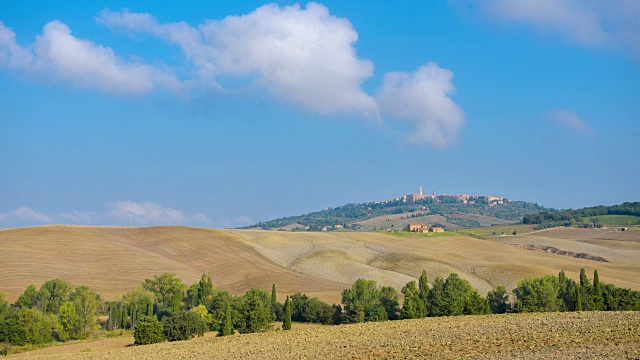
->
[405,224,429,233]
[405,224,446,233]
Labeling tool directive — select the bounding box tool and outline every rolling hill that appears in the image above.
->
[1,225,639,306]
[242,194,549,231]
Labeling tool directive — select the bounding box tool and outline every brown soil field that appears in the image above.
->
[8,311,640,359]
[1,226,639,305]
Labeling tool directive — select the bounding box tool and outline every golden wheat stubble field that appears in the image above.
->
[1,225,639,305]
[9,311,640,359]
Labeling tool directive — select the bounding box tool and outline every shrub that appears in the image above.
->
[162,311,207,342]
[134,316,164,345]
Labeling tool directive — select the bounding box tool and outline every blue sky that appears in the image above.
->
[1,1,639,228]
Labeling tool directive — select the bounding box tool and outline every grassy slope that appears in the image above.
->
[584,214,640,226]
[2,225,640,306]
[10,312,640,359]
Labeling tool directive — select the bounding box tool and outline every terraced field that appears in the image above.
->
[1,225,639,306]
[9,312,640,359]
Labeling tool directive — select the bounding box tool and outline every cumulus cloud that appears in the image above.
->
[0,202,213,227]
[376,63,465,147]
[474,0,640,54]
[0,20,180,94]
[97,3,378,116]
[548,110,594,135]
[0,207,52,223]
[191,213,212,224]
[2,4,467,147]
[106,201,188,225]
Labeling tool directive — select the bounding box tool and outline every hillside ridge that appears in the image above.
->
[242,190,550,231]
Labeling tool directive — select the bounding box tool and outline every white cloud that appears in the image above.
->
[0,207,51,223]
[192,213,212,224]
[0,202,213,227]
[548,110,594,135]
[0,20,181,94]
[476,0,640,54]
[106,201,188,225]
[3,5,468,147]
[97,3,378,116]
[376,63,465,147]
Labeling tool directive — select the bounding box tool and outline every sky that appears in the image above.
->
[1,1,639,228]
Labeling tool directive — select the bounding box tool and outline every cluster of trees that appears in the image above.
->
[3,268,638,351]
[0,280,101,346]
[512,269,640,313]
[0,274,287,349]
[523,202,640,229]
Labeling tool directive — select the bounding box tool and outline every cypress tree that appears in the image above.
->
[283,296,292,330]
[401,281,417,319]
[418,270,430,317]
[593,270,604,310]
[579,268,589,287]
[574,285,582,311]
[271,284,277,304]
[218,302,233,336]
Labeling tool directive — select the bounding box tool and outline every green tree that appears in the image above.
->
[39,279,72,314]
[123,287,155,328]
[574,285,583,311]
[237,288,273,334]
[13,308,57,345]
[557,270,575,312]
[271,284,277,304]
[593,270,604,310]
[162,311,207,341]
[579,268,589,287]
[190,305,212,328]
[486,286,510,314]
[380,286,400,320]
[143,273,185,313]
[58,301,80,341]
[418,270,430,317]
[428,276,446,317]
[438,273,471,316]
[341,279,387,323]
[466,289,490,315]
[15,285,37,310]
[282,296,292,330]
[513,229,518,235]
[218,302,234,336]
[0,293,9,317]
[578,268,595,311]
[186,283,200,309]
[198,274,215,307]
[207,290,238,332]
[70,286,100,337]
[513,275,561,313]
[134,316,164,345]
[400,281,419,319]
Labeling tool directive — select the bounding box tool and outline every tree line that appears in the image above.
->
[1,269,639,352]
[523,201,640,228]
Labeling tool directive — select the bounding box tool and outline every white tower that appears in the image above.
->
[419,186,423,195]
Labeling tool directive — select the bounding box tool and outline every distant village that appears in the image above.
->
[395,186,509,207]
[380,187,511,234]
[275,187,511,232]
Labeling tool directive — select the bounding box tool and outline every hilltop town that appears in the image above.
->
[245,188,541,232]
[398,186,508,206]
